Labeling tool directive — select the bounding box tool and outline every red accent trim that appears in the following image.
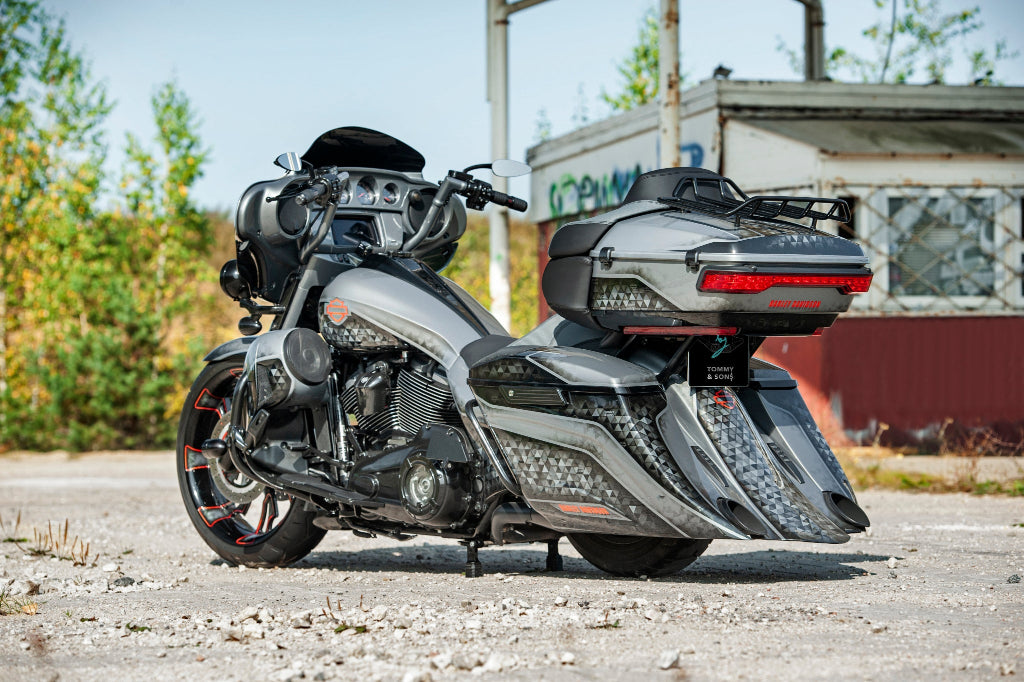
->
[235,493,277,545]
[557,503,611,516]
[183,445,210,473]
[768,299,822,309]
[197,503,238,528]
[699,271,872,295]
[193,388,226,414]
[623,325,738,336]
[713,389,736,410]
[229,368,243,378]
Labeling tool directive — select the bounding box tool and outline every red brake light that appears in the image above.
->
[698,271,873,295]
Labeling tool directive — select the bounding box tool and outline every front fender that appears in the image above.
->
[202,337,257,363]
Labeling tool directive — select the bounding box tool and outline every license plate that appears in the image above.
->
[687,335,749,387]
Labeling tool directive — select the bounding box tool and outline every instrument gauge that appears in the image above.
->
[337,180,351,204]
[356,176,377,205]
[382,183,400,205]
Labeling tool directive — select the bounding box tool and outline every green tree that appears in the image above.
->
[0,0,111,447]
[602,7,678,111]
[779,0,1016,84]
[0,0,213,451]
[41,82,213,449]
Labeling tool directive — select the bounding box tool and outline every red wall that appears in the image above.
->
[758,316,1024,443]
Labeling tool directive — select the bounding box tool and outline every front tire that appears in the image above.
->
[567,533,710,577]
[176,358,326,567]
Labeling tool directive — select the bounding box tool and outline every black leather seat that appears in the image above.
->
[460,334,515,368]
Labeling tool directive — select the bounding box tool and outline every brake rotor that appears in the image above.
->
[208,412,263,504]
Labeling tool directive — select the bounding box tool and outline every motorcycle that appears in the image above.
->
[177,126,873,578]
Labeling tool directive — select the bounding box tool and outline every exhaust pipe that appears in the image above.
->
[489,502,555,545]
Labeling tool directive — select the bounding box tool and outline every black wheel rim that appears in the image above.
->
[181,364,293,547]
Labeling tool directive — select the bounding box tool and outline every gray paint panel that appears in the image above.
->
[320,268,488,369]
[476,398,743,540]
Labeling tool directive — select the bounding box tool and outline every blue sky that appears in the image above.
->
[46,0,1024,210]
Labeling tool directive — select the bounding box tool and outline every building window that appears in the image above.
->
[887,195,995,297]
[834,185,1023,314]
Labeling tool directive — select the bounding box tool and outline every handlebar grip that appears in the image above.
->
[489,190,528,212]
[295,183,326,206]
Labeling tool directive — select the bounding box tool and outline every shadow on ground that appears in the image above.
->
[213,543,891,583]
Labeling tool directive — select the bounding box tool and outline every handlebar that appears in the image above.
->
[295,185,325,207]
[404,172,527,252]
[484,188,527,212]
[295,169,349,206]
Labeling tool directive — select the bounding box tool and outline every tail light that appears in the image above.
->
[698,271,873,295]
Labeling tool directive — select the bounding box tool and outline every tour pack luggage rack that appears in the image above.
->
[657,175,851,229]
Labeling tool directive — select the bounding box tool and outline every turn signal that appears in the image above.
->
[698,271,873,295]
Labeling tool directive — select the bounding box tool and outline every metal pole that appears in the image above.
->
[658,0,680,167]
[487,0,511,331]
[796,0,825,81]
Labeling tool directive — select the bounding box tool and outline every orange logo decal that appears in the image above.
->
[325,299,349,324]
[713,389,735,410]
[558,504,611,516]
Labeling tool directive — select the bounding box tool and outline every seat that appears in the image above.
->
[460,334,515,368]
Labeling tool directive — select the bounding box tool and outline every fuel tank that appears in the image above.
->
[318,258,505,369]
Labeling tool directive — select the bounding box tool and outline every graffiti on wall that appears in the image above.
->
[548,164,645,218]
[547,142,705,218]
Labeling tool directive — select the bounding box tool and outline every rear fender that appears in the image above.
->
[664,371,860,542]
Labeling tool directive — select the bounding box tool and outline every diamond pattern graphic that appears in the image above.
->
[469,357,555,384]
[590,278,678,312]
[493,429,675,535]
[695,389,846,542]
[319,306,405,350]
[562,393,716,518]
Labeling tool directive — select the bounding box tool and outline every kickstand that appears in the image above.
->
[464,541,483,578]
[545,539,563,572]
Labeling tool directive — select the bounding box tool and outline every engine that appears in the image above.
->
[342,356,463,447]
[341,355,492,530]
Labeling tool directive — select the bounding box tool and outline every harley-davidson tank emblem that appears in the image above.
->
[325,298,349,324]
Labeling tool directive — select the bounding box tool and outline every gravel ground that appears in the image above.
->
[0,451,1021,682]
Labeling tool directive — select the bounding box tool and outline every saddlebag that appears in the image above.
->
[468,344,734,540]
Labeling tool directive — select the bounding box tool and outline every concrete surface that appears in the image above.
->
[0,451,1021,681]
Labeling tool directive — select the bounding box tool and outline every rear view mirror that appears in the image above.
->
[491,159,531,178]
[274,152,303,172]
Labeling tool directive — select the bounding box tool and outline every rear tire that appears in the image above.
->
[567,533,710,577]
[177,358,326,567]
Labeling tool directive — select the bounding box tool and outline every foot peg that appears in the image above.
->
[464,541,483,578]
[546,539,563,572]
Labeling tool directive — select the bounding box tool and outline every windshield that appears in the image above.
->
[301,127,425,173]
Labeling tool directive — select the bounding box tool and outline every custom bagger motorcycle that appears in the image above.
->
[177,127,873,577]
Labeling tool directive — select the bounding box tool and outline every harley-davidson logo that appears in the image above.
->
[325,299,349,324]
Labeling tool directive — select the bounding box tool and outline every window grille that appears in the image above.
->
[832,185,1023,314]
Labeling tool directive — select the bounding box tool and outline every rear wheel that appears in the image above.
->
[567,533,710,577]
[176,358,326,567]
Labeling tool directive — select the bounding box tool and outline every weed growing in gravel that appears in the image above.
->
[0,585,37,616]
[0,511,28,544]
[835,451,1024,496]
[0,513,95,566]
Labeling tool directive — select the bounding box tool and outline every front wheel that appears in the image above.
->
[567,533,711,577]
[176,358,326,567]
